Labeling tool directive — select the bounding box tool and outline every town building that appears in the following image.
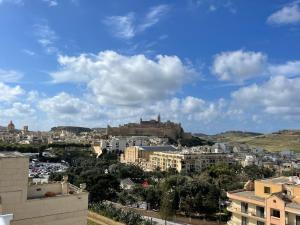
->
[22,126,29,135]
[92,136,169,156]
[227,176,300,225]
[120,145,177,166]
[0,152,88,225]
[106,115,192,140]
[149,151,232,172]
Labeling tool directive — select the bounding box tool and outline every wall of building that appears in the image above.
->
[255,181,283,198]
[27,182,64,199]
[287,213,297,225]
[149,152,183,172]
[149,152,230,172]
[5,193,88,225]
[291,186,300,204]
[107,120,184,140]
[0,154,88,225]
[266,195,286,225]
[0,156,29,203]
[121,147,156,164]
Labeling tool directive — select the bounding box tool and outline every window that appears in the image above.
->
[256,206,264,218]
[257,222,264,225]
[264,186,271,194]
[241,202,248,213]
[271,209,280,218]
[296,215,300,225]
[242,216,248,225]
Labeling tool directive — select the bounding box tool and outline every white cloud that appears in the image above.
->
[187,0,236,14]
[26,90,40,102]
[50,51,196,105]
[212,50,267,82]
[138,4,170,32]
[43,0,58,7]
[104,13,135,39]
[37,92,223,129]
[209,5,217,12]
[34,24,58,54]
[267,2,300,25]
[0,102,35,118]
[0,0,23,5]
[269,60,300,77]
[0,69,23,83]
[232,76,300,116]
[38,92,105,125]
[39,92,85,115]
[104,4,169,39]
[146,96,225,123]
[22,49,36,56]
[0,82,24,102]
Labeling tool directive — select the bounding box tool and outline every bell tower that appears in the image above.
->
[157,114,161,123]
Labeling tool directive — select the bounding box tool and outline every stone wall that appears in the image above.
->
[107,122,184,140]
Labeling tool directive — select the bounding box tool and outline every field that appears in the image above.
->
[200,130,300,152]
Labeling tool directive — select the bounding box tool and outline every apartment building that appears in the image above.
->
[120,145,177,171]
[227,176,300,225]
[149,151,231,172]
[0,152,88,225]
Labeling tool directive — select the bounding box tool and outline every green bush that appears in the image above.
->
[89,202,150,225]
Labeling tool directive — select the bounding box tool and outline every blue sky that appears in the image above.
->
[1,0,300,134]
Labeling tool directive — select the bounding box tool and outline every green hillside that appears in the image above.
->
[198,130,300,152]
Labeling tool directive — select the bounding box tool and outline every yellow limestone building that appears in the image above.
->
[0,152,88,225]
[227,176,300,225]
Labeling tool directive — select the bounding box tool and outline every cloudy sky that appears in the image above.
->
[1,0,300,133]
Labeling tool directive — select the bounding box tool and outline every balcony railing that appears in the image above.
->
[227,205,265,221]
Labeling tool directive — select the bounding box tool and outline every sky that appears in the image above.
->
[1,0,300,134]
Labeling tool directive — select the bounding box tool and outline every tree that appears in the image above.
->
[243,165,275,180]
[145,186,161,210]
[159,191,176,225]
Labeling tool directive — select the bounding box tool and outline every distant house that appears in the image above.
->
[279,150,294,158]
[120,178,135,190]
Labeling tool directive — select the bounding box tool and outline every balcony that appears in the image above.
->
[227,205,265,222]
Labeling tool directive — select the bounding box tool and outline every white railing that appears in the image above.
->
[69,184,81,193]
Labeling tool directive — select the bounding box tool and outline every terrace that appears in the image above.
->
[27,176,84,199]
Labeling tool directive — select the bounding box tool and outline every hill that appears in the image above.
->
[198,130,300,152]
[207,131,262,142]
[51,126,91,134]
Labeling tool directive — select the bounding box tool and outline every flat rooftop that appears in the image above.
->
[0,151,26,158]
[259,176,294,184]
[138,146,177,151]
[230,190,264,202]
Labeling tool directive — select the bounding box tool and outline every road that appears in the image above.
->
[143,216,192,225]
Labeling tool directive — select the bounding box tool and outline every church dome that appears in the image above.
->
[8,120,15,130]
